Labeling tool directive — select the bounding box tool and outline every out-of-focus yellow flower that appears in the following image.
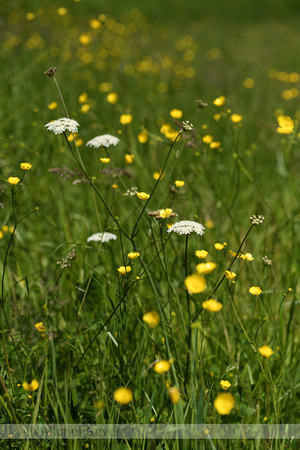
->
[48,102,58,110]
[214,243,225,250]
[202,299,222,312]
[174,180,184,187]
[79,34,91,45]
[112,184,117,190]
[277,115,294,134]
[23,380,39,391]
[79,92,88,103]
[169,386,180,404]
[220,380,232,390]
[249,286,262,295]
[57,7,67,15]
[35,322,46,332]
[225,270,236,280]
[214,393,235,415]
[20,163,32,170]
[107,92,119,104]
[90,19,102,29]
[205,219,214,229]
[214,113,222,121]
[196,262,217,275]
[259,345,274,358]
[213,96,225,106]
[125,154,134,164]
[154,360,171,374]
[138,130,148,143]
[184,273,206,293]
[94,399,105,411]
[195,250,208,259]
[99,82,113,92]
[153,170,164,180]
[100,158,110,164]
[210,141,221,149]
[118,266,131,275]
[7,177,20,185]
[120,114,133,125]
[159,209,173,218]
[244,78,255,88]
[202,135,214,144]
[114,387,133,404]
[137,192,150,200]
[81,104,90,113]
[143,311,160,327]
[231,114,243,123]
[170,109,183,119]
[127,252,140,259]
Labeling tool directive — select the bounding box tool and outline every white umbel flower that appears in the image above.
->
[167,220,205,236]
[45,118,80,134]
[87,232,117,243]
[86,134,120,148]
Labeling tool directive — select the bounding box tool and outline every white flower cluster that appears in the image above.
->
[181,121,194,132]
[87,232,117,243]
[45,118,79,134]
[167,220,205,236]
[86,134,120,148]
[250,215,265,226]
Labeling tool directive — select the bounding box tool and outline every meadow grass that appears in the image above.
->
[0,1,300,449]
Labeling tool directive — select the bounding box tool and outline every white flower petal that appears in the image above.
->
[87,232,117,243]
[167,220,205,236]
[45,118,79,135]
[86,134,120,148]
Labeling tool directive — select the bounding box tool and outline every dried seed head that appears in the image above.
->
[44,67,57,77]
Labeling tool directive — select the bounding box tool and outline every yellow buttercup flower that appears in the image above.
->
[170,109,183,119]
[210,141,221,149]
[7,177,21,185]
[249,286,262,295]
[214,243,225,250]
[231,114,243,123]
[120,114,133,125]
[213,96,226,106]
[23,380,39,392]
[114,387,133,404]
[202,135,214,144]
[225,270,236,280]
[127,252,140,259]
[125,154,134,164]
[107,92,119,104]
[259,345,274,359]
[159,209,173,219]
[80,104,90,113]
[153,170,164,180]
[142,311,160,327]
[117,266,132,275]
[154,360,171,374]
[174,180,184,187]
[277,115,294,134]
[35,322,46,332]
[196,262,217,275]
[202,299,223,312]
[137,192,150,200]
[240,253,254,261]
[48,101,58,110]
[195,250,208,259]
[214,393,235,415]
[184,273,206,294]
[100,158,110,164]
[20,163,32,170]
[169,386,180,404]
[220,380,232,390]
[138,130,148,143]
[79,92,88,103]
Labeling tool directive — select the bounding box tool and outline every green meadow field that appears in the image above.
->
[1,0,300,448]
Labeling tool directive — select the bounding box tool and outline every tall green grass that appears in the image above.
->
[0,1,300,448]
